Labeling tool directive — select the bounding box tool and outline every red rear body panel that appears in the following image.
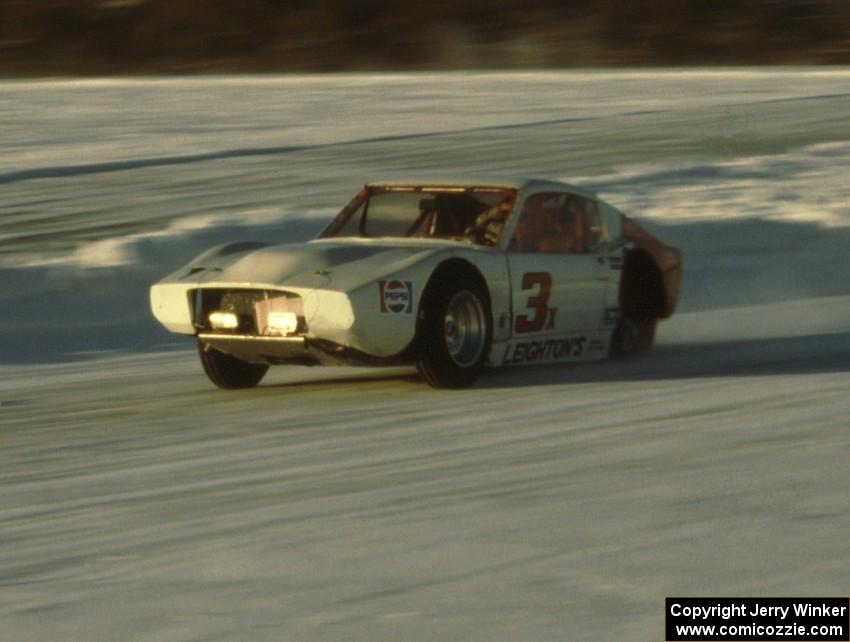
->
[621,215,683,318]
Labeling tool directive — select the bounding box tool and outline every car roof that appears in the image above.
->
[365,176,599,200]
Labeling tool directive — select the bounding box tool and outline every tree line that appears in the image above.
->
[2,0,849,76]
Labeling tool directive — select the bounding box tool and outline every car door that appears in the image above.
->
[506,191,610,339]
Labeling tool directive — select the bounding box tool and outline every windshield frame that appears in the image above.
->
[318,184,518,246]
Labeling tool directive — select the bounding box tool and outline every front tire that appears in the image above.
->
[197,341,269,389]
[416,277,491,389]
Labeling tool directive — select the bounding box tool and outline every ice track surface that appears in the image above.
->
[2,70,850,640]
[4,302,850,641]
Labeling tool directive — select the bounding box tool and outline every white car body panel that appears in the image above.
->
[506,252,610,334]
[151,237,513,359]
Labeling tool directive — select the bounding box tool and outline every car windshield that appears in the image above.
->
[319,186,517,246]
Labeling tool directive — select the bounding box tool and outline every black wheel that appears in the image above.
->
[416,277,491,389]
[197,341,269,389]
[610,315,656,357]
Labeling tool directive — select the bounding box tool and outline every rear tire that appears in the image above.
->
[610,315,656,357]
[197,341,269,389]
[416,277,491,389]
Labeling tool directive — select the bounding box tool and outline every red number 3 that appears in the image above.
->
[515,272,552,333]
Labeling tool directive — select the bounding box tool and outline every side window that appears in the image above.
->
[583,199,605,250]
[562,195,590,254]
[511,192,597,254]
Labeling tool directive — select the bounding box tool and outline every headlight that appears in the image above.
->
[209,311,239,330]
[267,311,298,335]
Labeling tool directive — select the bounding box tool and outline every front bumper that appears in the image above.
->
[198,333,413,367]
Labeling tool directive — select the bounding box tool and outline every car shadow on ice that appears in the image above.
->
[476,332,850,390]
[220,332,850,393]
[260,367,422,391]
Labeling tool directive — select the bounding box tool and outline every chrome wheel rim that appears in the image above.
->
[443,290,486,367]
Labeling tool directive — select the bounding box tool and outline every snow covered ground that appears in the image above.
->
[1,70,850,640]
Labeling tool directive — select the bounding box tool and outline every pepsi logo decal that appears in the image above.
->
[379,280,413,314]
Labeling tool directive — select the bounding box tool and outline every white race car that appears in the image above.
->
[150,178,682,389]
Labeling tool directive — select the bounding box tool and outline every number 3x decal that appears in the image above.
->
[515,272,557,333]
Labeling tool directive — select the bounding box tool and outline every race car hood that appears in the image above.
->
[181,238,473,292]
